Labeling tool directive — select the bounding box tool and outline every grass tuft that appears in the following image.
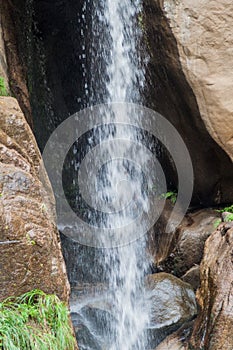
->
[0,289,76,350]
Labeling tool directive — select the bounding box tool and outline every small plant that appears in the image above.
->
[217,204,233,214]
[0,289,76,350]
[0,76,8,96]
[161,191,178,204]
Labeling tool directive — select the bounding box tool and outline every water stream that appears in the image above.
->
[68,0,154,349]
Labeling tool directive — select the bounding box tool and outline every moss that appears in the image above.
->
[0,76,9,96]
[0,289,76,349]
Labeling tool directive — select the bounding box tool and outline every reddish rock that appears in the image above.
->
[190,224,233,350]
[0,96,69,302]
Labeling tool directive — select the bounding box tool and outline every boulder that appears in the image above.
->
[146,273,197,348]
[162,0,233,162]
[0,96,69,301]
[154,320,193,350]
[144,0,233,205]
[157,209,219,277]
[190,224,233,350]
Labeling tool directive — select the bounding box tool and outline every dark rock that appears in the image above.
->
[156,209,219,277]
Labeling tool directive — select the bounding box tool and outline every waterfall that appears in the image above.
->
[69,0,153,348]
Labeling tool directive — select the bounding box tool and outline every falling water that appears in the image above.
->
[70,0,154,349]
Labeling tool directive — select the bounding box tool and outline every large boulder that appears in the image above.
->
[161,0,233,161]
[144,0,233,205]
[190,223,233,350]
[146,273,197,348]
[157,209,219,280]
[0,96,69,301]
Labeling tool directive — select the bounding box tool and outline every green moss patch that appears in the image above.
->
[0,76,8,96]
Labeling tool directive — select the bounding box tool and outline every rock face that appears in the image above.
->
[1,0,32,127]
[144,0,233,205]
[0,96,69,301]
[162,0,233,161]
[190,223,233,350]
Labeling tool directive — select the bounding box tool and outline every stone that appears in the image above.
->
[181,265,200,291]
[154,320,193,350]
[161,0,233,161]
[190,224,233,350]
[146,273,197,348]
[157,209,219,277]
[71,296,115,350]
[0,96,69,302]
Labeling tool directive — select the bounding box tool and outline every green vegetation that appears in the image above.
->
[217,204,233,214]
[213,218,221,228]
[224,213,233,222]
[213,204,233,228]
[161,191,178,205]
[0,76,8,96]
[0,289,76,350]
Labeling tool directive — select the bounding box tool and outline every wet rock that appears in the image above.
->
[0,97,69,301]
[154,321,193,350]
[146,273,197,348]
[190,224,233,350]
[71,299,114,350]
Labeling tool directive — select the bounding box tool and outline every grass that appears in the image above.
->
[0,76,8,96]
[0,289,76,350]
